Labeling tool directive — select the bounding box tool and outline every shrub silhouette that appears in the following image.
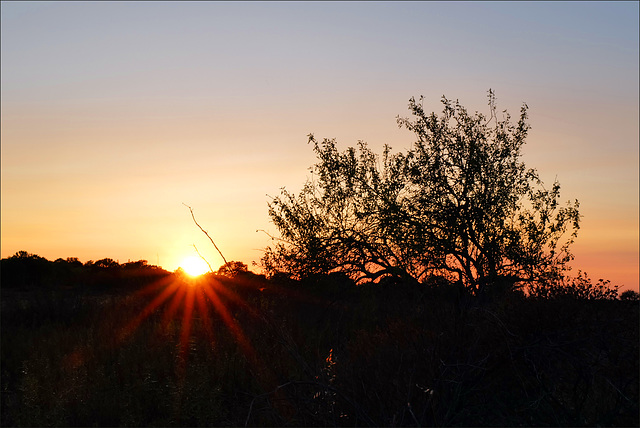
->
[620,289,640,301]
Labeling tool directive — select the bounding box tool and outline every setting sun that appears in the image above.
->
[180,256,210,277]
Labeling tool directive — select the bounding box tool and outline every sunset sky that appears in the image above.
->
[1,1,638,291]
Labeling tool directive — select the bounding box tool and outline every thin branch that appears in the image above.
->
[256,229,290,244]
[183,203,229,268]
[192,243,214,273]
[407,402,421,427]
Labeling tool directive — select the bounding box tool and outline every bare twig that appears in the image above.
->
[256,228,290,243]
[183,203,229,268]
[603,377,633,403]
[407,402,421,427]
[192,244,214,273]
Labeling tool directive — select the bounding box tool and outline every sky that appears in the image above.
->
[1,1,638,291]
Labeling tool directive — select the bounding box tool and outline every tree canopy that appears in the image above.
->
[262,91,581,294]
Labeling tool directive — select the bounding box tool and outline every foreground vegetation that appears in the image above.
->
[1,254,637,426]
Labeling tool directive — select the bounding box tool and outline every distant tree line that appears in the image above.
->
[1,250,169,290]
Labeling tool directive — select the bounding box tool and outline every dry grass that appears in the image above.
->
[2,274,638,426]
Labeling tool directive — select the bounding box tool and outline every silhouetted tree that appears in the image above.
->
[528,270,619,300]
[123,260,148,270]
[66,257,83,267]
[216,261,248,277]
[263,91,581,294]
[1,251,52,287]
[94,258,120,269]
[620,289,640,301]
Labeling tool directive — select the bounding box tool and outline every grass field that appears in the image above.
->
[1,269,638,426]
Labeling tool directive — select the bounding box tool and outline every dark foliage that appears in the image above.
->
[620,289,640,301]
[1,257,637,427]
[1,251,169,291]
[263,92,580,296]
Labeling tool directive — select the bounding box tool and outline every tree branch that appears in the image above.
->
[192,243,214,273]
[183,203,229,268]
